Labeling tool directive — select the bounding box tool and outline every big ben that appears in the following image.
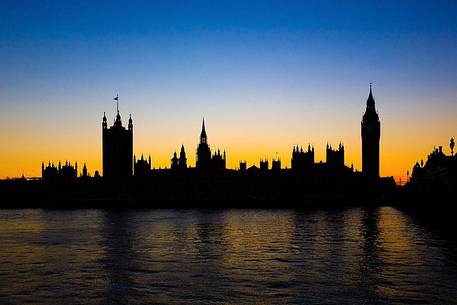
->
[361,84,381,179]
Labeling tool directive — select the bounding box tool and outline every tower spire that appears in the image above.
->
[367,82,375,110]
[200,118,207,144]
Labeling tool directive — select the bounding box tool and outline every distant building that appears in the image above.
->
[272,158,281,171]
[102,102,133,180]
[134,154,151,177]
[239,161,247,172]
[42,161,77,183]
[292,145,314,170]
[409,144,457,198]
[212,149,226,170]
[179,145,187,170]
[196,119,212,169]
[326,143,344,168]
[81,163,88,178]
[171,152,179,170]
[361,85,380,179]
[196,119,226,171]
[171,145,188,171]
[260,159,269,171]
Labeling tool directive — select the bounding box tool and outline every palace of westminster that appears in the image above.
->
[42,86,382,184]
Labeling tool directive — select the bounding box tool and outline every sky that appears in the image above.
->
[1,0,456,182]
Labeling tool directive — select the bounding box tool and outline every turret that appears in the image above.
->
[171,152,179,170]
[102,112,107,130]
[128,114,133,131]
[179,145,187,169]
[82,163,88,177]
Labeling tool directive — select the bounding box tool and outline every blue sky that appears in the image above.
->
[1,0,456,179]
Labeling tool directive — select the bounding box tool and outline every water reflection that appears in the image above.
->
[100,211,136,304]
[1,207,457,304]
[358,207,382,302]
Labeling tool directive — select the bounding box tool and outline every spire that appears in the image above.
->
[102,112,107,129]
[200,118,207,144]
[367,82,375,110]
[202,118,206,134]
[128,113,133,130]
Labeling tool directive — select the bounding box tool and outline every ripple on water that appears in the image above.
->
[1,207,457,304]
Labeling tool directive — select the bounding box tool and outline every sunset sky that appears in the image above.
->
[1,1,456,182]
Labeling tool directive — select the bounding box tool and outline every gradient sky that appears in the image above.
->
[1,0,456,181]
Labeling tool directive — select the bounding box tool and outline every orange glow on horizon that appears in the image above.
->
[1,93,455,184]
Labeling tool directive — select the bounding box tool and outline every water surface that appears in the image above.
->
[1,207,456,304]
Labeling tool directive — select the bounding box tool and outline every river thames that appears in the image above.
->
[1,207,456,304]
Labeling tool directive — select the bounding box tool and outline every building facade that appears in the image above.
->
[292,145,315,170]
[326,143,345,168]
[102,108,133,180]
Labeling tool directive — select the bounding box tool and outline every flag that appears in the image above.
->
[114,95,118,101]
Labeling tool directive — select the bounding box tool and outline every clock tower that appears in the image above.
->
[361,84,380,179]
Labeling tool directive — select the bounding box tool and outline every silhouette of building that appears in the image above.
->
[81,163,88,178]
[196,119,212,170]
[407,143,457,201]
[260,159,269,171]
[102,100,133,180]
[292,145,315,170]
[134,154,151,177]
[171,152,179,170]
[179,145,187,170]
[195,119,227,171]
[19,91,401,206]
[411,145,456,183]
[171,145,188,171]
[42,161,77,183]
[361,84,380,179]
[326,143,344,168]
[272,158,281,171]
[212,149,226,170]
